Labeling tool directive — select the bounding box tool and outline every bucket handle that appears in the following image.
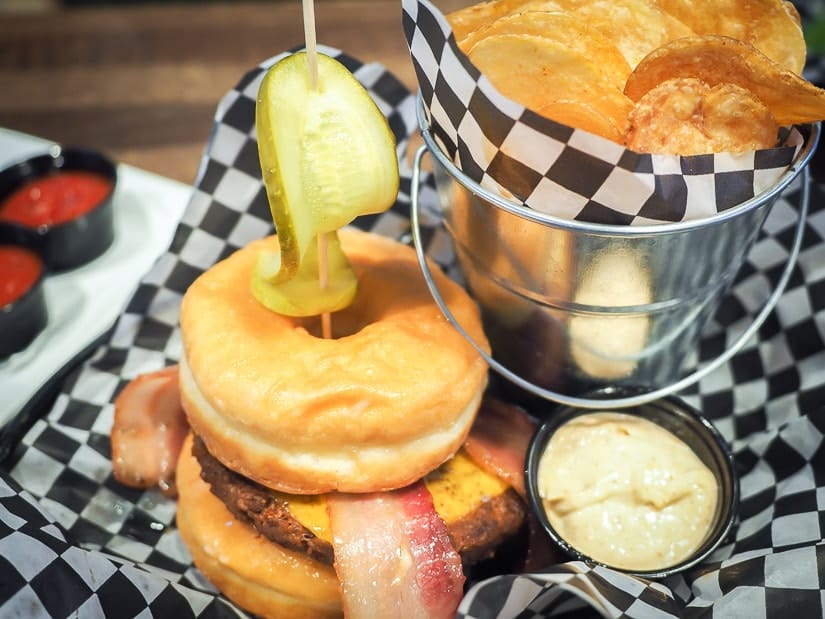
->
[410,144,810,409]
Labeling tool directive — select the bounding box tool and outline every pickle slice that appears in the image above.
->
[253,51,399,315]
[252,231,357,316]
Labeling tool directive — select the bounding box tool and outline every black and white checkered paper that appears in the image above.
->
[2,46,825,618]
[403,0,810,225]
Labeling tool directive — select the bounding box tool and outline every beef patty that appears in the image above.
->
[192,435,526,566]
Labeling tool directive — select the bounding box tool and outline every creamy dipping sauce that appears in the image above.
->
[537,412,718,571]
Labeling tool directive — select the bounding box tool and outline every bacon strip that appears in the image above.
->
[464,397,536,500]
[464,397,563,570]
[327,481,465,619]
[111,365,188,496]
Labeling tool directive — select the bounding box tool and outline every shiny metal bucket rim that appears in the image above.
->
[415,95,820,236]
[411,104,816,408]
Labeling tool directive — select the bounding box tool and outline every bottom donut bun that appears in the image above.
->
[176,434,343,619]
[176,419,530,619]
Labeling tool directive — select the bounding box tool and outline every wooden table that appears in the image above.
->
[0,0,462,186]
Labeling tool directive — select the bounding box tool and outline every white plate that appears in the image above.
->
[0,128,191,429]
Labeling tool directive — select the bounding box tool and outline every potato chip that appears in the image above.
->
[566,0,694,68]
[453,0,694,66]
[784,1,802,27]
[624,35,825,126]
[499,0,571,21]
[460,10,631,89]
[625,77,778,155]
[537,100,627,143]
[446,0,529,42]
[467,33,634,140]
[654,0,806,73]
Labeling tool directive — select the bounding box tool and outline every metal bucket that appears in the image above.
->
[411,100,819,409]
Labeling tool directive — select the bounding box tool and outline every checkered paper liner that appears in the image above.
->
[1,47,825,618]
[402,0,810,225]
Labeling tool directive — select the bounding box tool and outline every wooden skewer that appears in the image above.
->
[318,232,332,339]
[302,0,332,339]
[302,0,319,91]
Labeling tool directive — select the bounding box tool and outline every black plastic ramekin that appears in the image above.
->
[525,391,739,579]
[0,146,117,271]
[0,240,48,360]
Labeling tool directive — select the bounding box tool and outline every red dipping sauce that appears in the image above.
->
[0,171,112,228]
[0,246,43,307]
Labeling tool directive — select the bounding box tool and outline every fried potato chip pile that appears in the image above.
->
[448,0,823,155]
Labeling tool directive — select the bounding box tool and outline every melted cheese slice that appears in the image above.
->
[281,449,510,542]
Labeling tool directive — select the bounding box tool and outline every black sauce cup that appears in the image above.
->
[525,391,739,579]
[0,241,48,360]
[0,147,117,271]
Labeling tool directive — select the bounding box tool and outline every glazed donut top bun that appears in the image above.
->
[179,227,490,494]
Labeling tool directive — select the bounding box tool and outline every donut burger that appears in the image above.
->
[173,227,532,618]
[167,52,534,619]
